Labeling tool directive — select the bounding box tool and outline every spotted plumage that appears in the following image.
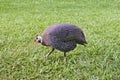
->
[34,23,87,58]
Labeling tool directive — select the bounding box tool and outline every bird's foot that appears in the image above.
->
[64,57,67,62]
[44,54,50,60]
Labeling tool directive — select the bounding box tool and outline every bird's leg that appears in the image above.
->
[45,48,55,59]
[64,52,66,57]
[64,52,67,61]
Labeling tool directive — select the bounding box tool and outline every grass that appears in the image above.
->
[0,0,120,79]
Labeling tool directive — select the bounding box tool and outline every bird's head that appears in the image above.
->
[34,35,42,43]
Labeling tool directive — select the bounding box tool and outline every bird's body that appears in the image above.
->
[34,23,87,58]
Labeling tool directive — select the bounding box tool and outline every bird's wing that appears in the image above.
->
[60,29,77,42]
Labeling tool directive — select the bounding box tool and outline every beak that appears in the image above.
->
[34,39,38,43]
[34,39,40,43]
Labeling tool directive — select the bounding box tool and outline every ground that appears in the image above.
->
[0,0,120,80]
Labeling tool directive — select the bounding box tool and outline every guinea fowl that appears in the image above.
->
[34,23,87,59]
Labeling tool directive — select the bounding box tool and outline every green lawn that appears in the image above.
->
[0,0,120,80]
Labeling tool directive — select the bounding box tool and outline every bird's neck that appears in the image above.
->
[40,38,48,46]
[40,37,43,43]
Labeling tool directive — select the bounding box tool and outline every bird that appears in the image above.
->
[34,23,87,59]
